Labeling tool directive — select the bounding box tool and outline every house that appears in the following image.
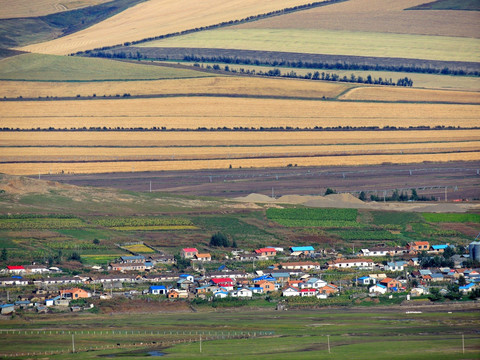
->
[6,266,25,274]
[110,262,146,272]
[149,285,167,295]
[385,261,406,272]
[14,300,32,309]
[0,304,15,315]
[236,253,259,262]
[279,261,320,271]
[194,253,211,262]
[177,278,194,290]
[410,287,426,297]
[407,241,430,253]
[254,248,277,257]
[328,258,374,269]
[356,276,376,286]
[369,284,387,295]
[408,258,419,267]
[268,272,290,283]
[290,246,315,256]
[299,278,327,289]
[430,273,444,282]
[181,248,198,259]
[318,284,339,296]
[430,245,449,254]
[23,265,49,274]
[120,255,146,263]
[360,247,408,257]
[299,289,317,297]
[149,254,176,264]
[459,283,476,293]
[210,278,234,291]
[213,290,229,299]
[250,287,264,294]
[167,289,188,299]
[255,280,275,293]
[286,280,303,288]
[282,287,300,297]
[231,288,253,298]
[60,288,91,299]
[0,277,29,287]
[379,278,402,291]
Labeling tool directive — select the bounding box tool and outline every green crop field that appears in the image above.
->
[139,28,480,62]
[422,213,480,223]
[0,53,212,81]
[328,229,401,241]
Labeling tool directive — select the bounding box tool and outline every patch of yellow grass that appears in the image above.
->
[340,87,480,103]
[2,130,479,147]
[2,142,479,162]
[18,0,324,55]
[1,152,478,175]
[122,244,154,252]
[0,76,349,100]
[0,0,109,18]
[1,98,478,129]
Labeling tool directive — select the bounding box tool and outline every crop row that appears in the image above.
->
[266,208,358,222]
[46,241,105,250]
[0,218,86,230]
[270,219,362,228]
[92,217,194,227]
[113,225,198,231]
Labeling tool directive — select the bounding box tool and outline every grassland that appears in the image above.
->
[1,98,478,130]
[18,0,324,55]
[341,87,480,102]
[0,76,351,99]
[0,0,110,19]
[234,0,480,38]
[0,308,478,359]
[422,213,480,223]
[0,54,212,81]
[139,28,480,63]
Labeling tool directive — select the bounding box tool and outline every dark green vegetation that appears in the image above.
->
[0,175,478,267]
[407,0,480,11]
[0,0,147,48]
[0,308,478,359]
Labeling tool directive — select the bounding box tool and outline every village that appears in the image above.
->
[1,240,479,315]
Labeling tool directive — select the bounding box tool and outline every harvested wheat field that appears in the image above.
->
[0,0,109,19]
[2,130,479,147]
[3,141,478,162]
[1,152,479,175]
[234,0,480,38]
[341,87,480,103]
[1,98,478,129]
[0,76,350,99]
[18,0,321,55]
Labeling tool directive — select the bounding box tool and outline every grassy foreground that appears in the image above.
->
[0,307,478,359]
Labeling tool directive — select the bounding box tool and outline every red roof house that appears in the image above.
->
[181,248,199,259]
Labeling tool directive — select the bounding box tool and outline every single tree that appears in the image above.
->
[1,248,7,261]
[359,191,366,201]
[325,188,337,195]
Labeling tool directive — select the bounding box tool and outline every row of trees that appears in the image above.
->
[367,189,434,202]
[184,55,479,77]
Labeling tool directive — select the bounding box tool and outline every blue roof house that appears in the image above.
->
[149,285,167,295]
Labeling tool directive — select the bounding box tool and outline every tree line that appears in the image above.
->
[200,63,412,86]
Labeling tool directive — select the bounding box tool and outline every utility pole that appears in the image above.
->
[445,186,447,202]
[462,334,465,354]
[149,181,152,193]
[72,334,75,353]
[327,335,331,354]
[200,334,202,353]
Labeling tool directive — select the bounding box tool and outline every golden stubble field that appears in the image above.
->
[340,87,480,103]
[0,0,109,18]
[18,0,323,55]
[1,97,479,129]
[1,152,479,176]
[234,0,480,38]
[0,76,350,100]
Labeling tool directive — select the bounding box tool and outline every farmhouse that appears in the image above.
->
[279,261,320,271]
[254,247,277,257]
[407,241,430,253]
[299,278,327,289]
[194,253,211,262]
[181,248,198,259]
[120,255,145,263]
[60,288,91,299]
[290,246,315,256]
[379,278,402,291]
[6,266,25,274]
[369,284,387,295]
[210,278,234,290]
[282,287,300,297]
[384,261,406,272]
[149,285,167,295]
[255,280,275,293]
[360,247,408,257]
[328,258,374,269]
[110,262,146,272]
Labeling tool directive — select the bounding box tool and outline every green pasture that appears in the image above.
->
[0,309,478,359]
[0,53,212,81]
[139,29,480,63]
